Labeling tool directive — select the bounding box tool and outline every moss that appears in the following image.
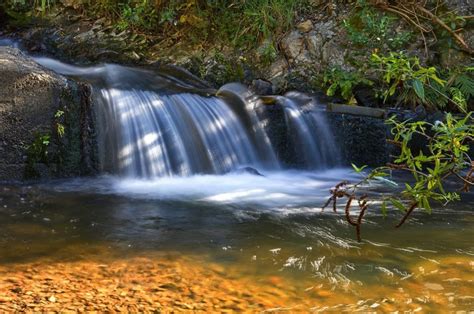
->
[57,88,82,176]
[24,132,52,179]
[54,82,98,177]
[23,81,97,179]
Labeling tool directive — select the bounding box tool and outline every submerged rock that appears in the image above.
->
[0,47,97,180]
[231,167,264,177]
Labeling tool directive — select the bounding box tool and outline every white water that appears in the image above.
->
[47,169,361,211]
[280,96,341,169]
[96,89,275,177]
[3,45,343,178]
[113,170,350,205]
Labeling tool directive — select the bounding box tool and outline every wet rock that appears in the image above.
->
[0,47,98,180]
[232,167,264,177]
[251,79,274,95]
[255,102,294,167]
[327,113,390,167]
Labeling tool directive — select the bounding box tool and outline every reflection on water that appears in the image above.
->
[0,169,473,310]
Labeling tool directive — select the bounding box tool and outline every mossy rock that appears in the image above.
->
[0,47,98,180]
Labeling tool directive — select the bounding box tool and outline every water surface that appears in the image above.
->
[1,169,473,311]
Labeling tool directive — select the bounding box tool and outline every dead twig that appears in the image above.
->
[372,0,474,55]
[415,4,474,55]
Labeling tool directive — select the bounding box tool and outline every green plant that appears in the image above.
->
[211,0,309,48]
[371,52,444,108]
[24,132,52,178]
[213,51,245,84]
[371,52,473,112]
[55,110,65,138]
[258,41,278,67]
[9,0,55,13]
[445,67,474,113]
[324,113,474,241]
[343,0,412,50]
[159,6,176,24]
[117,0,157,31]
[27,133,51,163]
[323,66,373,102]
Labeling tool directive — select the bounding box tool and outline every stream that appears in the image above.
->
[0,38,473,311]
[1,170,473,311]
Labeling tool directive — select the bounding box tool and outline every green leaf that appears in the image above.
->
[352,164,368,173]
[381,201,388,218]
[326,83,337,97]
[374,176,399,187]
[54,110,64,118]
[412,79,425,101]
[421,196,432,213]
[390,198,406,212]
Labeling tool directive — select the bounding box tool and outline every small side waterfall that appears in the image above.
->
[281,94,341,169]
[32,56,341,177]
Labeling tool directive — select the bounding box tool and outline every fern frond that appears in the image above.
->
[426,80,448,109]
[453,74,474,99]
[449,87,467,113]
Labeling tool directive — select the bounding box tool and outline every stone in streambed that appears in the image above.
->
[231,167,264,177]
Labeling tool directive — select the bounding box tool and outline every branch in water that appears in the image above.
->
[344,195,369,242]
[322,181,349,213]
[395,201,419,228]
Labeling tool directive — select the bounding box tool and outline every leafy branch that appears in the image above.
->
[371,53,474,112]
[323,113,474,241]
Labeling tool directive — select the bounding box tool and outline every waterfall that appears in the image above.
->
[281,95,341,169]
[32,56,341,177]
[95,89,275,177]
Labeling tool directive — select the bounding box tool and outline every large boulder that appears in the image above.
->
[0,47,97,180]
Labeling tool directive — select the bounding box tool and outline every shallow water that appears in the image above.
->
[1,169,473,311]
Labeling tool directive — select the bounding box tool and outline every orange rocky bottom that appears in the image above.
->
[0,253,472,312]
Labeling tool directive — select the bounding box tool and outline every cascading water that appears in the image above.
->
[32,56,341,177]
[33,58,280,177]
[281,93,341,169]
[97,89,269,177]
